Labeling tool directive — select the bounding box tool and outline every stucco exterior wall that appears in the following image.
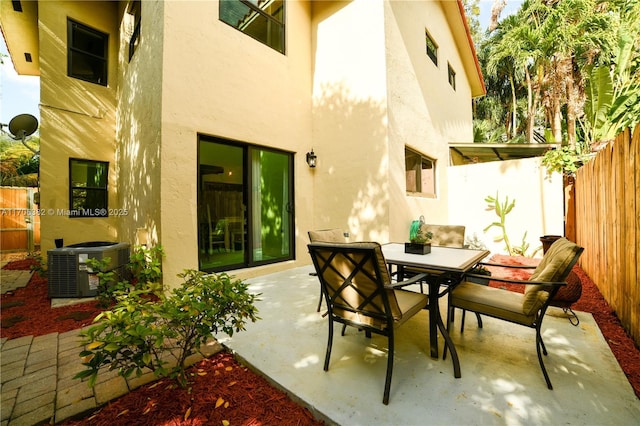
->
[385,0,475,242]
[21,0,483,287]
[448,157,564,257]
[310,0,390,242]
[116,0,164,251]
[157,1,314,284]
[38,1,119,252]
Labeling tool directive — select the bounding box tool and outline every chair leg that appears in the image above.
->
[317,288,323,312]
[536,326,553,389]
[475,312,483,329]
[564,307,580,326]
[324,319,334,371]
[383,332,394,405]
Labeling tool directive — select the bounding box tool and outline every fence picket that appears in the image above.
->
[574,124,639,346]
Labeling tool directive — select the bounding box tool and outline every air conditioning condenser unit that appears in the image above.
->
[48,241,130,298]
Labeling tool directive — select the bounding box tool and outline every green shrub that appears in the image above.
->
[87,245,165,307]
[75,270,260,387]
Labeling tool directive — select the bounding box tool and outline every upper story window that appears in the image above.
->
[425,30,438,65]
[67,19,108,86]
[219,0,285,54]
[405,147,436,198]
[128,0,141,61]
[448,63,456,90]
[69,159,109,217]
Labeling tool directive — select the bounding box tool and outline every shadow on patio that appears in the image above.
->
[220,265,640,425]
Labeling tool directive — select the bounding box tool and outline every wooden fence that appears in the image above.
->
[0,187,41,253]
[573,124,639,346]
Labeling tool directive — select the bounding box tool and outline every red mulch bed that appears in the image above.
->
[1,271,104,339]
[486,254,640,399]
[62,351,322,426]
[1,257,325,425]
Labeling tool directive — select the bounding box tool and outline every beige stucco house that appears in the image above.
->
[1,0,484,287]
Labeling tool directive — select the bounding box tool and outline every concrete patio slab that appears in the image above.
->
[221,265,640,426]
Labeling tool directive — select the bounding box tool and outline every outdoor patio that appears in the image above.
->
[220,265,640,425]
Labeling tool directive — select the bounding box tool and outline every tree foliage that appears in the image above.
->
[472,0,639,167]
[0,134,40,186]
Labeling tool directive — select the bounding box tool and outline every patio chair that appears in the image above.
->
[422,224,466,248]
[447,237,584,389]
[308,229,347,312]
[307,241,429,405]
[404,224,467,293]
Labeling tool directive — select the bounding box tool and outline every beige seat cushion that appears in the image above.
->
[308,229,346,243]
[422,224,465,248]
[310,241,427,330]
[452,282,536,326]
[522,238,581,315]
[393,290,428,327]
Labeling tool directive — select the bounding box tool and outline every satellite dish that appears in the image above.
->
[8,114,39,139]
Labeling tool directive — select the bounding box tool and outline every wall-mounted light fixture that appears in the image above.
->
[306,149,317,168]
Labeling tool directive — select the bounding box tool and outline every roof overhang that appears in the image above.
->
[449,143,560,165]
[0,0,39,75]
[442,0,486,98]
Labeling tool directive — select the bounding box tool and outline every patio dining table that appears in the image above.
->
[381,243,490,377]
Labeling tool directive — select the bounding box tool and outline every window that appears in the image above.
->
[448,63,456,90]
[198,137,294,272]
[128,0,141,61]
[219,0,285,54]
[405,147,436,197]
[67,19,108,86]
[69,159,108,217]
[425,30,438,65]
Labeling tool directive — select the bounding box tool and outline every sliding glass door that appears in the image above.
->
[198,137,294,272]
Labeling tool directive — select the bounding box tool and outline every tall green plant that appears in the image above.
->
[483,192,541,257]
[483,192,516,255]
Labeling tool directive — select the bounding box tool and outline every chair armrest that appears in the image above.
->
[386,273,428,289]
[466,273,566,287]
[478,261,537,270]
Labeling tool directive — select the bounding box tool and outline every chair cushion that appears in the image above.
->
[422,224,466,248]
[393,290,428,327]
[312,241,404,326]
[452,282,536,326]
[522,238,581,315]
[308,229,346,243]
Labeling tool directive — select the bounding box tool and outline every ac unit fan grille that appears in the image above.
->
[48,254,78,297]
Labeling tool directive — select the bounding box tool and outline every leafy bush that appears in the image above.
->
[128,245,164,290]
[75,270,260,387]
[87,245,165,307]
[541,146,590,176]
[29,253,47,277]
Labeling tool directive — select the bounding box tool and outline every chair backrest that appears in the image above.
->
[421,224,466,248]
[308,229,346,243]
[307,241,401,328]
[522,237,584,315]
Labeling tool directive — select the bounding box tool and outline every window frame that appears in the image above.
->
[69,158,109,218]
[448,63,456,90]
[128,0,141,61]
[67,19,109,86]
[219,0,285,54]
[405,147,436,198]
[425,29,438,66]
